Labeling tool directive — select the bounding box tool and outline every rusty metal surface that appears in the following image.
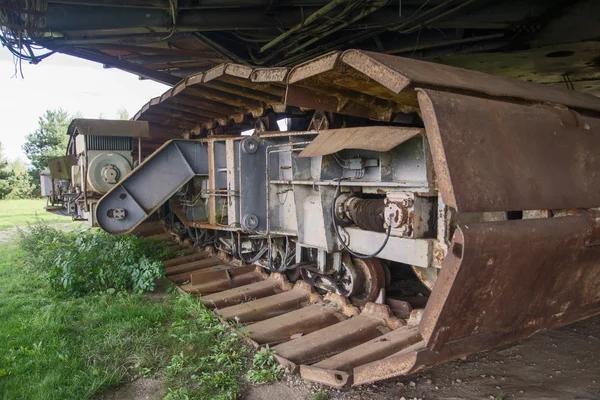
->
[300,326,421,387]
[298,126,422,157]
[285,57,401,121]
[272,303,401,365]
[420,215,600,351]
[418,88,600,212]
[48,154,76,180]
[67,118,150,138]
[217,281,317,323]
[386,298,413,319]
[182,269,264,294]
[167,261,227,284]
[251,67,289,83]
[158,218,600,389]
[165,256,223,276]
[312,325,420,372]
[163,247,425,386]
[284,49,600,123]
[163,250,212,268]
[188,264,256,286]
[352,341,426,386]
[202,275,289,309]
[133,64,288,135]
[339,50,600,112]
[247,303,348,345]
[132,49,600,146]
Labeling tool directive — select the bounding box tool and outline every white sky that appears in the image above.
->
[0,50,169,162]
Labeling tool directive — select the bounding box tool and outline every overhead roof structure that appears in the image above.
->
[1,0,599,95]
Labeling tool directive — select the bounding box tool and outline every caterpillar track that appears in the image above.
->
[44,50,600,387]
[144,229,423,388]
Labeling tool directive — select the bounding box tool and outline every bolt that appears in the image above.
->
[434,248,445,263]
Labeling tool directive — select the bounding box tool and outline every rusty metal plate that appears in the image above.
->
[285,52,406,120]
[48,154,76,180]
[273,305,396,366]
[287,51,341,84]
[420,215,600,351]
[340,50,600,112]
[133,64,288,132]
[67,118,150,138]
[251,67,289,83]
[299,126,422,157]
[203,63,253,82]
[419,88,600,212]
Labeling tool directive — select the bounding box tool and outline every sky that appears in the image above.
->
[0,49,169,162]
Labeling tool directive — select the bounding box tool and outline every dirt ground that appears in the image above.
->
[93,378,166,400]
[244,315,600,400]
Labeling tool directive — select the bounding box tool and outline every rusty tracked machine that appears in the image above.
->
[41,51,600,387]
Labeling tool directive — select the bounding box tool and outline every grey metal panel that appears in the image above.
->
[390,136,429,185]
[239,138,268,232]
[175,140,209,175]
[121,142,195,212]
[344,227,432,267]
[97,140,200,234]
[95,185,148,235]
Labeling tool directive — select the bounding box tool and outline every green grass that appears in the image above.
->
[0,199,74,231]
[0,220,282,399]
[310,392,329,400]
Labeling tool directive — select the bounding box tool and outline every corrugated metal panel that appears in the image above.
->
[86,136,133,151]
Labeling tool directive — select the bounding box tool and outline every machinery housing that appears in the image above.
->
[41,50,600,387]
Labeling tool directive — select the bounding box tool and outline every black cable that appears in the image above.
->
[237,231,268,264]
[330,178,392,259]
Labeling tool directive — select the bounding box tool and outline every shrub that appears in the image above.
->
[18,223,170,295]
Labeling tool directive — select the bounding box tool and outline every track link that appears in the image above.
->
[156,236,424,388]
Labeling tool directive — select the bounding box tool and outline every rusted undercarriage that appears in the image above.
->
[152,213,600,388]
[49,50,600,387]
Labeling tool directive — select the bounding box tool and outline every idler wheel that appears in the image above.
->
[349,257,386,307]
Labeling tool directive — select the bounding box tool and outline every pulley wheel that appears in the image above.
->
[241,137,259,154]
[349,257,386,307]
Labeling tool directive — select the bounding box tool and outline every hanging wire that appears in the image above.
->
[0,0,54,77]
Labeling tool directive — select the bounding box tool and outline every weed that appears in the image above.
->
[166,352,186,375]
[246,345,283,384]
[163,387,191,400]
[312,391,329,400]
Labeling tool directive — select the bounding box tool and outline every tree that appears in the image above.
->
[23,109,71,172]
[116,107,130,120]
[5,160,35,199]
[22,109,72,194]
[0,142,14,199]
